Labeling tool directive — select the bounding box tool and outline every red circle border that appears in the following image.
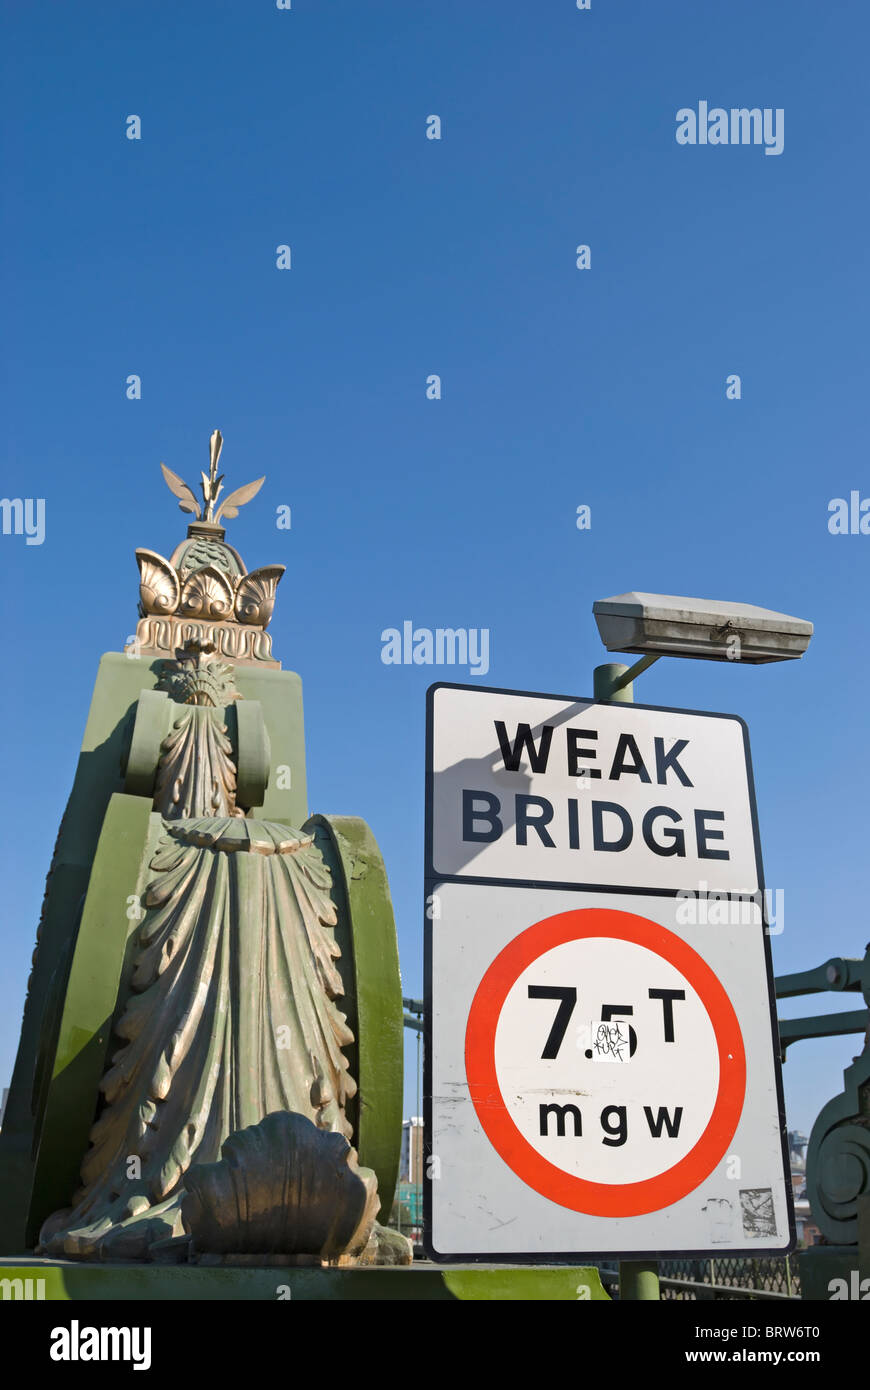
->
[464,907,746,1217]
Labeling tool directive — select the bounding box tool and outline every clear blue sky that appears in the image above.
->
[1,0,868,1144]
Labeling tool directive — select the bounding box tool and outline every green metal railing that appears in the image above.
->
[598,1256,800,1301]
[774,950,868,1057]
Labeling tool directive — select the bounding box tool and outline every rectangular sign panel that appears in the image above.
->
[428,684,762,895]
[424,683,793,1262]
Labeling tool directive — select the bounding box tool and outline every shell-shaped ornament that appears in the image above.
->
[180,1111,379,1260]
[234,565,285,628]
[179,565,235,621]
[135,549,181,617]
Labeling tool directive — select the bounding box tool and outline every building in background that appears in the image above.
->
[400,1116,423,1184]
[788,1129,821,1246]
[395,1117,423,1245]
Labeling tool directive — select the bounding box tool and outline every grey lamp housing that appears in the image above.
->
[593,592,813,665]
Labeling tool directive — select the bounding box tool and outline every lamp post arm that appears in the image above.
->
[593,653,661,702]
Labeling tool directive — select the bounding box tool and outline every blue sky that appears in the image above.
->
[1,0,868,1149]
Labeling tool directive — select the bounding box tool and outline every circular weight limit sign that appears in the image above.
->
[465,907,746,1217]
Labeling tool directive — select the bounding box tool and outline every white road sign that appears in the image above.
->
[428,683,761,894]
[424,683,793,1261]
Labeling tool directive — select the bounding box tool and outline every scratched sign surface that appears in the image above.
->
[424,683,794,1261]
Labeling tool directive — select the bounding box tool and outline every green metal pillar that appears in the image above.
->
[618,1262,661,1301]
[593,661,661,1302]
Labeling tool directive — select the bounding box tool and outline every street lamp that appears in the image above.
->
[592,592,813,702]
[590,591,813,1301]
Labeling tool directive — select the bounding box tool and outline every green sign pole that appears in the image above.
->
[618,1262,662,1301]
[593,662,661,1303]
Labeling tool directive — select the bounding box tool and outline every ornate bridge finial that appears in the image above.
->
[128,429,285,668]
[160,429,265,525]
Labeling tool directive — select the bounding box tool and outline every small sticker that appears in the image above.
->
[739,1187,777,1237]
[701,1196,736,1243]
[589,1019,631,1063]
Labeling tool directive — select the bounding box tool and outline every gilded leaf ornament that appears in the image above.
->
[155,643,241,708]
[159,429,264,527]
[215,476,265,523]
[159,463,201,520]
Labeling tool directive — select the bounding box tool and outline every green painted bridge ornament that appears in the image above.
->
[803,948,870,1249]
[0,432,407,1267]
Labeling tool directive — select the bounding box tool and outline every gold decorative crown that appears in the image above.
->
[126,430,285,668]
